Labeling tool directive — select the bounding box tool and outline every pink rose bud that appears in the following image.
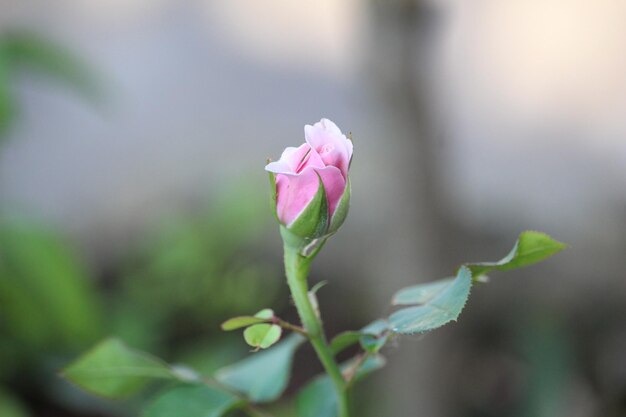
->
[265,118,352,239]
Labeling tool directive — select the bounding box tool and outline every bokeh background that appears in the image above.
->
[1,1,625,416]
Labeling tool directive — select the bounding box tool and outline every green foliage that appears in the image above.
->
[62,338,175,399]
[215,334,304,402]
[358,320,390,353]
[330,331,362,356]
[388,231,565,335]
[296,355,385,417]
[0,183,278,415]
[389,266,472,334]
[222,317,271,332]
[359,332,388,354]
[143,385,242,417]
[392,278,455,305]
[122,185,280,334]
[254,308,274,320]
[58,230,565,416]
[465,231,567,279]
[297,376,335,417]
[330,320,390,356]
[0,221,103,362]
[221,309,274,331]
[0,390,29,417]
[171,338,248,382]
[61,336,269,416]
[243,324,282,349]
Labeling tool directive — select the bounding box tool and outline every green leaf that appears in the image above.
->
[359,319,390,353]
[143,385,242,417]
[297,377,335,417]
[243,324,282,349]
[254,308,274,319]
[221,316,270,331]
[328,177,350,234]
[296,355,385,417]
[392,233,565,304]
[330,320,391,356]
[62,338,174,398]
[330,331,362,355]
[359,333,389,354]
[466,231,566,278]
[392,277,455,306]
[349,354,386,377]
[0,222,104,352]
[388,266,472,334]
[287,174,329,239]
[386,231,565,336]
[215,334,304,402]
[361,319,389,336]
[221,309,274,331]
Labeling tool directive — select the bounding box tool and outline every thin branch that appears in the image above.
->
[273,317,309,337]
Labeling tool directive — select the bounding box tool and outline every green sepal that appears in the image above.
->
[328,177,351,234]
[285,174,329,240]
[268,171,279,223]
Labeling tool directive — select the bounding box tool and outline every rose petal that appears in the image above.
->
[315,165,346,218]
[304,119,352,177]
[265,143,308,174]
[266,119,352,228]
[274,169,321,226]
[265,143,325,175]
[274,165,346,226]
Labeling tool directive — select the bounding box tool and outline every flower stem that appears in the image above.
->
[283,246,350,417]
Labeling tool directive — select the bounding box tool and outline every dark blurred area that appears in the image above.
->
[0,1,625,416]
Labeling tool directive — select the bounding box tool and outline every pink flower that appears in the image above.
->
[265,119,352,235]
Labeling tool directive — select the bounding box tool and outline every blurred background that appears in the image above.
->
[1,0,625,416]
